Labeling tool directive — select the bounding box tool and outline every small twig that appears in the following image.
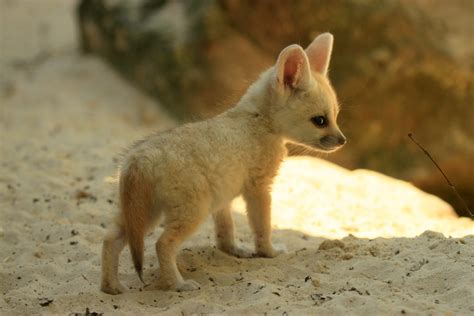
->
[408,133,473,218]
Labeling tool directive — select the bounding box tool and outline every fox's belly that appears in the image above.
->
[208,181,243,212]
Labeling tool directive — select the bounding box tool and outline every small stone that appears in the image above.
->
[38,298,53,307]
[318,239,345,250]
[342,253,354,260]
[420,230,444,239]
[314,262,329,274]
[311,278,321,288]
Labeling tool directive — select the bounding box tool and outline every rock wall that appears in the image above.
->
[77,0,474,216]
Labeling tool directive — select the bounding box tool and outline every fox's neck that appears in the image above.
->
[232,69,280,133]
[236,69,273,108]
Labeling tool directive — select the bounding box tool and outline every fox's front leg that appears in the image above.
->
[243,187,286,258]
[213,206,252,258]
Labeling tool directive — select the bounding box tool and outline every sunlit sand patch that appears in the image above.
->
[234,157,473,239]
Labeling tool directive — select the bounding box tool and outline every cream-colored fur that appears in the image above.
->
[101,33,346,295]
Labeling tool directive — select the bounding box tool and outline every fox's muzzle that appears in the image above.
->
[320,134,346,148]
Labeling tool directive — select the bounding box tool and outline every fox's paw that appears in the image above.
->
[232,246,254,258]
[101,281,127,295]
[219,245,253,258]
[256,243,287,258]
[176,279,201,292]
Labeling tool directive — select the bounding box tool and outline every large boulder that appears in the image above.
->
[77,0,473,216]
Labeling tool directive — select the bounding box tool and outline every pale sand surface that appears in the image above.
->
[1,1,473,315]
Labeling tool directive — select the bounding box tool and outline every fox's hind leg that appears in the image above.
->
[101,219,127,294]
[213,206,252,258]
[155,205,207,291]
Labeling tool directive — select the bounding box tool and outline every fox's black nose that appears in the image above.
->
[320,135,346,148]
[338,135,347,145]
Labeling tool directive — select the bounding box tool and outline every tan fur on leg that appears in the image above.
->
[244,187,285,258]
[213,206,252,258]
[155,211,206,291]
[101,221,127,294]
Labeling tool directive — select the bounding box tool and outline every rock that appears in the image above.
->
[77,0,271,119]
[420,230,445,239]
[77,0,474,215]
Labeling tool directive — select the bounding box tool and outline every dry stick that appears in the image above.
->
[408,133,473,218]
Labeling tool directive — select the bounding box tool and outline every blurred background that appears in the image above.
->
[2,0,473,217]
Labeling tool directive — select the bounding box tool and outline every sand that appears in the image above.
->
[1,1,473,315]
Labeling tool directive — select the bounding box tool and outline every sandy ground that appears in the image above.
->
[1,1,473,315]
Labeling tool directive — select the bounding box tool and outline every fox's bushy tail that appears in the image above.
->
[120,162,152,284]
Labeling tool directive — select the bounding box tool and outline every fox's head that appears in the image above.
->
[269,33,346,153]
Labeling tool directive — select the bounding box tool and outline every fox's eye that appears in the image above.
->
[311,116,328,128]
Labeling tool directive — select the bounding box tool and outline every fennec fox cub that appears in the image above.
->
[101,33,346,294]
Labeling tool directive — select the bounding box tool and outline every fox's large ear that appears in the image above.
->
[275,44,312,92]
[305,33,334,76]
